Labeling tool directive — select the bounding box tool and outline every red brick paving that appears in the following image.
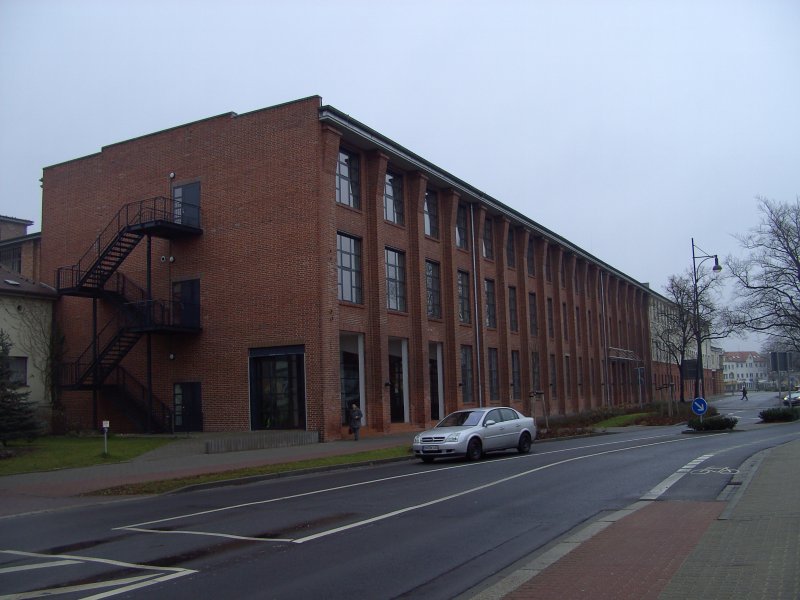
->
[505,501,724,599]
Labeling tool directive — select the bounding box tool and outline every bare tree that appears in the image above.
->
[724,197,800,351]
[654,266,728,401]
[653,275,695,402]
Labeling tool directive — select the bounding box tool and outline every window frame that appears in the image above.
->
[385,247,407,312]
[457,270,471,324]
[425,259,442,319]
[337,233,363,304]
[423,189,439,238]
[383,171,405,225]
[336,148,361,209]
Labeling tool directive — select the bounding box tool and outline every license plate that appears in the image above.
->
[423,445,439,452]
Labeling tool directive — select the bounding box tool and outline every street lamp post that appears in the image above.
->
[691,238,722,400]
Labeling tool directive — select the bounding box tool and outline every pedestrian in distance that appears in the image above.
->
[349,402,363,440]
[741,386,748,401]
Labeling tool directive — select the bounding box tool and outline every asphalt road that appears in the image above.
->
[1,391,798,600]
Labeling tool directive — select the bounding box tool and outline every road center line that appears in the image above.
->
[292,437,693,544]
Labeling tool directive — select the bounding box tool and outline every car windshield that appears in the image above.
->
[436,411,483,428]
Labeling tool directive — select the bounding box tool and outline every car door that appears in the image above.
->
[498,408,523,449]
[482,409,506,451]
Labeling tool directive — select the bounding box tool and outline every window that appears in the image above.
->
[423,190,439,238]
[488,348,500,402]
[8,356,27,386]
[0,246,21,273]
[511,350,521,400]
[560,258,567,288]
[425,260,442,318]
[457,270,471,324]
[336,149,360,209]
[562,302,569,341]
[337,233,362,304]
[588,309,593,343]
[455,203,468,249]
[461,345,474,403]
[531,352,541,391]
[508,286,518,332]
[528,293,538,336]
[576,307,582,342]
[564,356,571,397]
[385,248,406,311]
[173,181,200,227]
[545,248,553,282]
[549,354,557,396]
[578,356,584,390]
[506,228,516,267]
[527,236,535,277]
[383,171,404,225]
[484,279,497,328]
[482,218,494,259]
[547,298,554,338]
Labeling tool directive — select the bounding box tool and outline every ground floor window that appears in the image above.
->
[249,346,306,430]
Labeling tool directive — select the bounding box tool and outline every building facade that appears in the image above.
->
[0,266,57,428]
[723,351,769,391]
[41,96,655,438]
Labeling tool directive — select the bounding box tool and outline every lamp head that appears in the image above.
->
[712,256,722,272]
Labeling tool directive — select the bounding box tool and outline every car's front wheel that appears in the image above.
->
[466,438,483,461]
[517,432,532,454]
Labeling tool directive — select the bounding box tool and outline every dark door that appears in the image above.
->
[172,279,200,328]
[429,357,440,421]
[173,182,200,227]
[174,382,202,432]
[389,354,404,423]
[250,350,306,430]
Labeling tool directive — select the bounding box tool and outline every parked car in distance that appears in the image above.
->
[412,407,536,463]
[782,391,800,407]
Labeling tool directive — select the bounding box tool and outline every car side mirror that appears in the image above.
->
[484,419,496,427]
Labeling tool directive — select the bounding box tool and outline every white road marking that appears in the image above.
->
[122,527,293,543]
[6,574,157,599]
[0,559,79,574]
[0,550,195,600]
[640,454,715,500]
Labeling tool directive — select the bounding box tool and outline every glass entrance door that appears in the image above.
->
[249,348,306,430]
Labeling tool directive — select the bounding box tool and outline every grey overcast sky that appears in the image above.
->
[1,0,797,350]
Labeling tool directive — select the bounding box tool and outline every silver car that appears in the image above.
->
[412,407,536,463]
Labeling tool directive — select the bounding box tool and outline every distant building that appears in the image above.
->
[723,351,768,391]
[0,215,41,281]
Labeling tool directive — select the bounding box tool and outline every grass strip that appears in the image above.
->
[90,445,414,496]
[0,436,173,476]
[594,413,651,428]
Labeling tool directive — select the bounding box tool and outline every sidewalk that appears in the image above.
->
[472,437,800,600]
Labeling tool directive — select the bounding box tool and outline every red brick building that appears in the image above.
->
[41,96,655,439]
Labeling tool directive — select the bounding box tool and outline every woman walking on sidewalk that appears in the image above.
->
[741,386,748,401]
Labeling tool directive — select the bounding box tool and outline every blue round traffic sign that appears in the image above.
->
[691,397,708,416]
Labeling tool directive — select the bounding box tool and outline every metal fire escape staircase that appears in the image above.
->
[56,197,202,432]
